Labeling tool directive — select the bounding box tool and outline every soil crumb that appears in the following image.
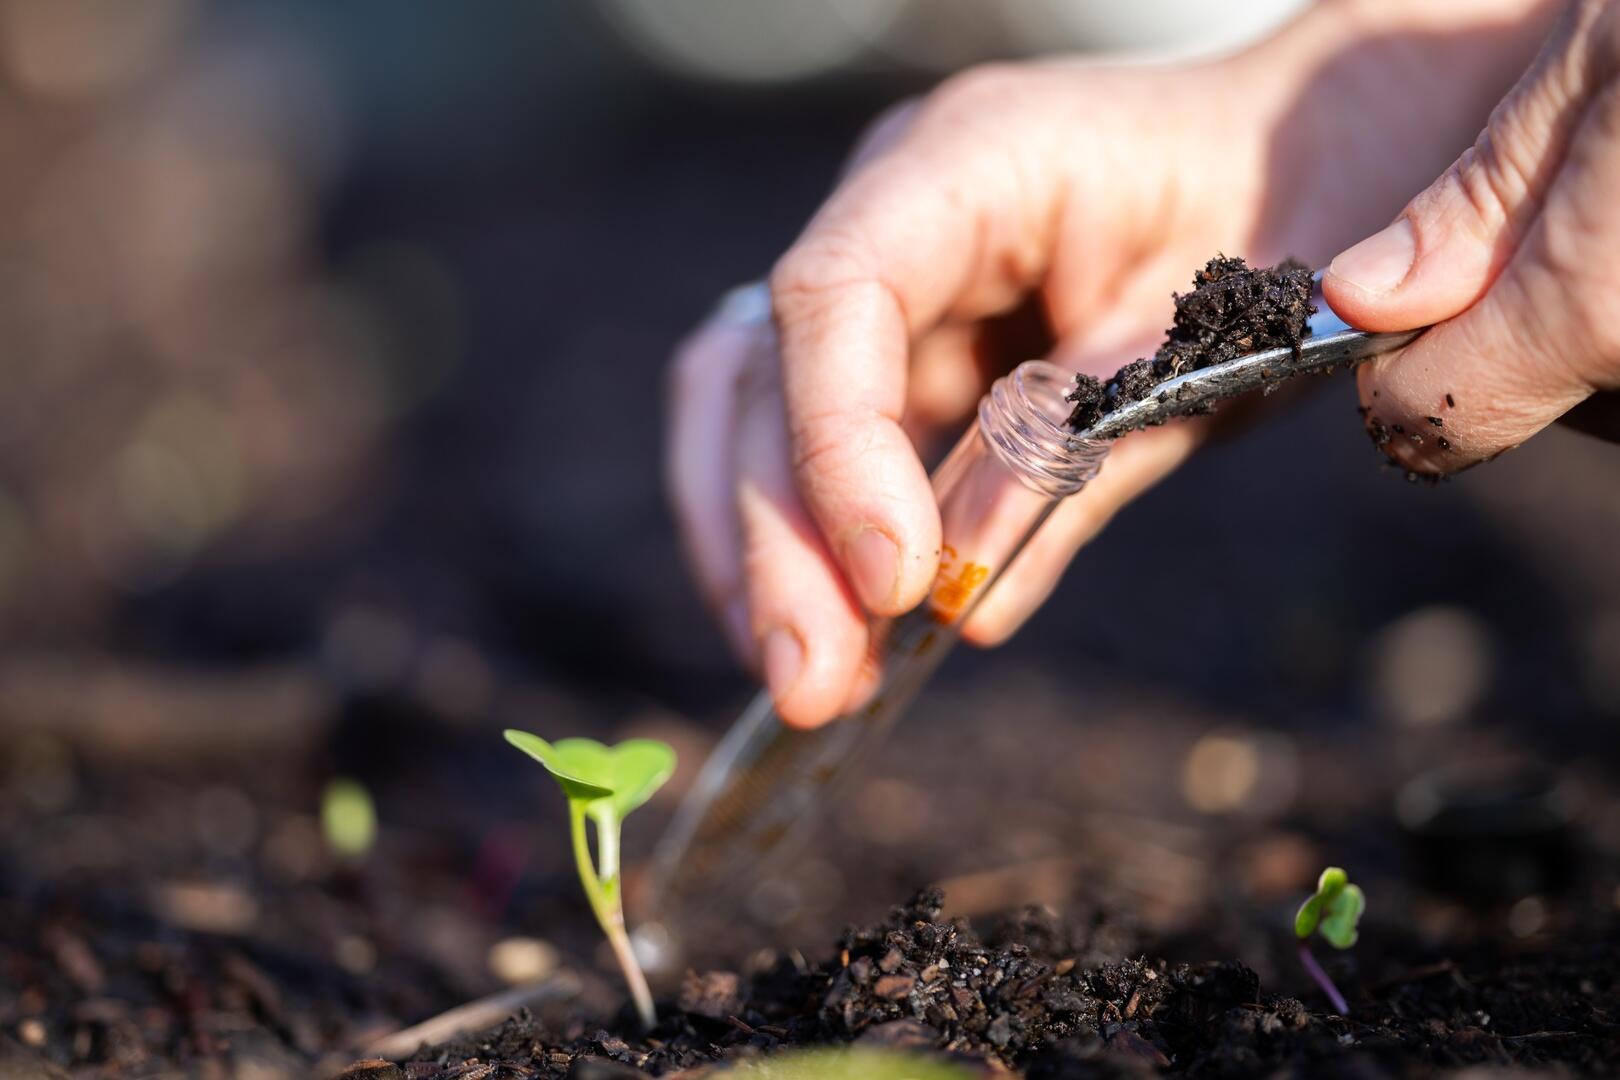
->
[1067,255,1315,432]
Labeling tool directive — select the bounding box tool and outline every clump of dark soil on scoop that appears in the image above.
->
[396,887,1620,1078]
[1066,256,1315,432]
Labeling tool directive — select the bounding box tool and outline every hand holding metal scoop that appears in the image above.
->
[633,275,1423,972]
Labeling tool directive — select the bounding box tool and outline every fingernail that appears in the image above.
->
[845,527,900,610]
[1330,217,1416,295]
[762,627,803,703]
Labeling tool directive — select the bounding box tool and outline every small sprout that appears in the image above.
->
[1295,866,1365,948]
[505,729,675,1029]
[727,1048,975,1079]
[1294,866,1364,1015]
[321,778,377,859]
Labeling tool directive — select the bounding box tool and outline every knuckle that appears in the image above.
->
[787,409,879,484]
[1476,120,1537,209]
[1438,141,1516,242]
[1425,88,1552,248]
[926,62,1029,125]
[769,231,878,320]
[1431,72,1566,248]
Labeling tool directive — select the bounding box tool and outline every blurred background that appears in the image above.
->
[4,1,1620,1075]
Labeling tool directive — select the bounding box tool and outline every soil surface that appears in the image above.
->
[1067,256,1315,432]
[391,887,1620,1079]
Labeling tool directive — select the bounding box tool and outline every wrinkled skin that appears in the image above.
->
[1325,0,1620,470]
[666,0,1616,729]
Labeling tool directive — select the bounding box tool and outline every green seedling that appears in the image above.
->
[321,777,377,859]
[1293,866,1365,1015]
[725,1047,975,1079]
[504,729,675,1029]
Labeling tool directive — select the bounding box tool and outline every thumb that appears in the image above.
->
[1320,1,1620,473]
[1322,1,1595,331]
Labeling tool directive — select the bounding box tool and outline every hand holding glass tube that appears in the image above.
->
[644,358,1106,937]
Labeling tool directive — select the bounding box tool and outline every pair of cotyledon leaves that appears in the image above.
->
[1294,866,1365,949]
[504,729,675,818]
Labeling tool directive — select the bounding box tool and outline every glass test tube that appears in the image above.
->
[642,359,1109,932]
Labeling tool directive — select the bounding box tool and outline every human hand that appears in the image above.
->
[669,63,1235,730]
[669,1,1556,728]
[1324,0,1620,471]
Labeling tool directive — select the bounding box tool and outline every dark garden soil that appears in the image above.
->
[1067,256,1316,432]
[11,677,1620,1080]
[402,887,1620,1079]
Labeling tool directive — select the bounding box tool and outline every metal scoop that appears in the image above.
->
[1073,285,1421,440]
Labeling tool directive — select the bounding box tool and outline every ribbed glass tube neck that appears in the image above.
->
[979,360,1107,498]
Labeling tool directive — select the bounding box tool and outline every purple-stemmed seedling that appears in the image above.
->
[1294,866,1365,1016]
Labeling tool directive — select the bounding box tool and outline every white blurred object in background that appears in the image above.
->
[602,0,908,83]
[1003,0,1312,61]
[601,0,1312,83]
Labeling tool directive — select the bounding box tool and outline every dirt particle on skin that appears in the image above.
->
[1438,436,1453,451]
[1066,255,1314,431]
[1446,392,1456,407]
[1426,416,1444,427]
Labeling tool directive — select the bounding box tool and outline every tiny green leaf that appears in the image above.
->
[1316,866,1348,900]
[321,777,377,858]
[597,738,678,819]
[1319,883,1365,949]
[1295,866,1364,949]
[1294,893,1324,939]
[504,730,613,802]
[506,730,675,818]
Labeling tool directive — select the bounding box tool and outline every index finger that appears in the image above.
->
[768,71,1069,616]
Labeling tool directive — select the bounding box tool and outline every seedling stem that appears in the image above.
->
[569,800,655,1028]
[1296,940,1350,1015]
[505,729,674,1030]
[1293,866,1364,1017]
